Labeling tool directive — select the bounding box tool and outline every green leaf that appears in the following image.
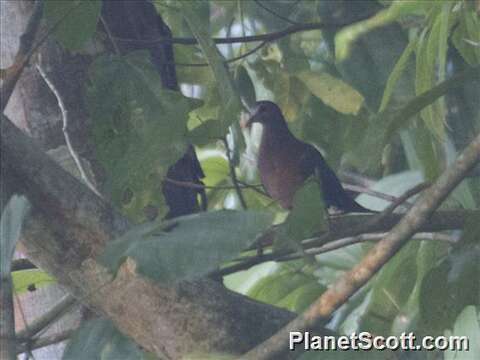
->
[248,269,312,306]
[183,353,235,360]
[12,269,56,294]
[247,264,326,313]
[419,218,480,335]
[63,318,147,360]
[351,114,388,173]
[358,242,419,335]
[181,1,246,160]
[277,37,310,75]
[393,239,441,335]
[416,28,439,139]
[302,97,358,169]
[414,1,457,142]
[452,6,480,66]
[297,71,364,115]
[180,2,241,129]
[88,52,196,221]
[274,72,310,121]
[315,243,365,277]
[44,0,101,51]
[437,2,454,84]
[198,153,229,188]
[444,306,480,360]
[379,38,416,113]
[99,210,273,284]
[0,195,30,276]
[175,46,214,84]
[413,123,442,180]
[299,348,393,360]
[224,262,279,295]
[279,179,327,249]
[276,281,326,313]
[235,65,257,108]
[334,0,432,61]
[187,120,224,147]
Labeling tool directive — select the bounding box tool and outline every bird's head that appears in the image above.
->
[244,101,285,128]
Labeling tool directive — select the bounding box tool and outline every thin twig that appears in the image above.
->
[340,170,377,188]
[343,184,398,204]
[279,232,458,262]
[12,292,38,360]
[241,129,480,359]
[254,0,299,25]
[360,181,431,231]
[226,15,236,58]
[100,15,121,55]
[237,180,269,197]
[11,258,37,272]
[174,40,268,67]
[16,295,77,340]
[223,137,248,209]
[110,12,376,46]
[164,177,265,193]
[17,328,76,355]
[36,65,102,198]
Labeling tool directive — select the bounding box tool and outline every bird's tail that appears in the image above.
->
[314,160,376,213]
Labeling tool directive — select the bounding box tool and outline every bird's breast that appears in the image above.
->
[258,144,306,209]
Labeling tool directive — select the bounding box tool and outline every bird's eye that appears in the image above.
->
[258,105,265,113]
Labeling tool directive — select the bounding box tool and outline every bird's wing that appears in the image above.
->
[299,143,371,212]
[299,144,343,203]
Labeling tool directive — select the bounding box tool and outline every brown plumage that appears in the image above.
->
[246,100,371,212]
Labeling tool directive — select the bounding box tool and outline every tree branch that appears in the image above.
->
[242,129,480,359]
[278,231,458,263]
[111,14,375,46]
[17,328,75,355]
[16,295,77,340]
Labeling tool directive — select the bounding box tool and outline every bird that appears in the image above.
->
[245,100,372,213]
